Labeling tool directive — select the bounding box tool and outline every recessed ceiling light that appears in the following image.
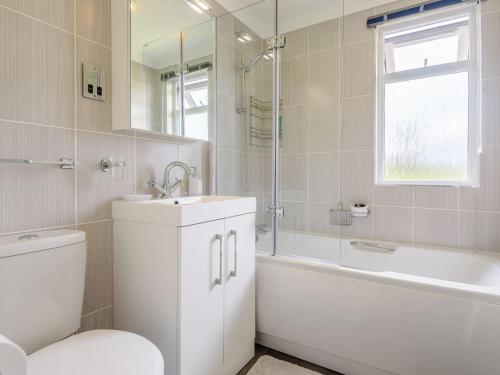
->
[182,0,211,14]
[235,32,254,43]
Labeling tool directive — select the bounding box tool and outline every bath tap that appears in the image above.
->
[255,225,267,242]
[148,161,192,199]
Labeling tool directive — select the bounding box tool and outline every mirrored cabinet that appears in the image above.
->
[112,0,216,142]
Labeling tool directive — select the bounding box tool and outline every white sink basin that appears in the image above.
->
[112,195,256,226]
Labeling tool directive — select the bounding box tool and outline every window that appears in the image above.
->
[376,6,480,186]
[183,70,210,140]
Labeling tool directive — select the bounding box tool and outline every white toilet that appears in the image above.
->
[0,230,164,375]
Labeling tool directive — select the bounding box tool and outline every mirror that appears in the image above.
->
[129,0,215,141]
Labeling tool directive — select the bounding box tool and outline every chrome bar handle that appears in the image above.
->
[350,241,396,252]
[229,230,238,278]
[215,234,223,285]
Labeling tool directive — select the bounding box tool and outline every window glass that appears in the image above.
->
[384,72,469,181]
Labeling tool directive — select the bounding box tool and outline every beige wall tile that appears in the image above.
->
[247,153,264,199]
[459,187,477,211]
[308,203,340,236]
[309,152,340,203]
[342,8,375,45]
[80,306,113,332]
[281,55,308,106]
[341,95,375,151]
[481,0,500,13]
[78,221,113,315]
[414,186,459,209]
[216,36,234,97]
[309,100,340,152]
[482,78,500,145]
[280,154,308,201]
[283,27,308,60]
[179,144,211,195]
[216,12,233,41]
[135,138,178,194]
[414,209,458,247]
[216,93,235,150]
[374,185,413,207]
[374,0,414,14]
[309,48,340,102]
[340,151,374,205]
[233,151,247,196]
[459,210,477,249]
[76,0,111,46]
[478,145,500,211]
[0,7,75,128]
[0,122,75,234]
[77,132,135,222]
[341,40,375,98]
[217,149,235,195]
[374,206,413,242]
[309,18,341,53]
[281,105,308,154]
[341,215,374,240]
[76,38,111,132]
[0,0,75,31]
[279,201,308,232]
[477,211,500,252]
[481,11,500,80]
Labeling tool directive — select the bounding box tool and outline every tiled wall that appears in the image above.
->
[233,0,500,253]
[0,0,211,332]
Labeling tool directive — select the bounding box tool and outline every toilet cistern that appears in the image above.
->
[148,161,192,199]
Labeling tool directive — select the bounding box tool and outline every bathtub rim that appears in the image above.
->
[256,249,500,306]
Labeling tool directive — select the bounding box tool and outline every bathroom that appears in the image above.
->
[0,0,499,374]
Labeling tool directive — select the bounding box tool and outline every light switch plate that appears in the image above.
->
[83,63,106,101]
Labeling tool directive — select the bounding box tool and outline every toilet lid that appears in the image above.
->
[27,330,164,375]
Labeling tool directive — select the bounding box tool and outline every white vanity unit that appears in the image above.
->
[112,196,256,375]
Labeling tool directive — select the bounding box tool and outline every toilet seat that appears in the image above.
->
[27,330,164,375]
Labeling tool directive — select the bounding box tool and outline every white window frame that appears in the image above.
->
[375,5,481,187]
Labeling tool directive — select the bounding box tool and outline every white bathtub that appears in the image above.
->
[255,231,500,375]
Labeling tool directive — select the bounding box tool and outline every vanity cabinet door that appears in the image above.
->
[179,219,225,375]
[223,213,256,374]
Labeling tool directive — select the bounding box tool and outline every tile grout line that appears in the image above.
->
[0,4,112,50]
[81,304,113,319]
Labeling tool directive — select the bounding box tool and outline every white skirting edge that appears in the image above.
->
[256,332,396,375]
